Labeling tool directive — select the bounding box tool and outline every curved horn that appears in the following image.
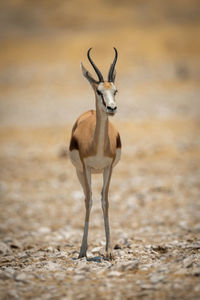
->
[87,48,104,82]
[108,47,118,82]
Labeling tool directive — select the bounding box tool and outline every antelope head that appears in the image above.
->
[81,48,118,116]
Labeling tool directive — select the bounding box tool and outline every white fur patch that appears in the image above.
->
[97,82,117,113]
[69,150,82,171]
[113,148,121,167]
[70,148,121,174]
[85,155,113,173]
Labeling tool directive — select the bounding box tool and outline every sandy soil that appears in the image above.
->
[0,1,200,299]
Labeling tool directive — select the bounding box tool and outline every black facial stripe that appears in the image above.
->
[101,95,106,107]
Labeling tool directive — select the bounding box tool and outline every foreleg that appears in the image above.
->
[101,166,113,259]
[77,165,92,258]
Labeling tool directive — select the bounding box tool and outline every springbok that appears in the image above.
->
[69,48,121,259]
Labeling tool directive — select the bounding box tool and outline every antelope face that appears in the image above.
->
[81,47,118,116]
[96,82,118,116]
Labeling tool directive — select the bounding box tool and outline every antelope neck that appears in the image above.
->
[94,97,109,155]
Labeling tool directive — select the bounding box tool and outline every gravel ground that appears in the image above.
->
[0,119,200,299]
[0,1,200,299]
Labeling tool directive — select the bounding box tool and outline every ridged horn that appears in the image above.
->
[87,48,104,82]
[108,47,118,82]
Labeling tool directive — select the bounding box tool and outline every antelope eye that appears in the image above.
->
[114,90,118,95]
[97,90,102,96]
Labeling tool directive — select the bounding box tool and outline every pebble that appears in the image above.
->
[91,246,102,254]
[116,250,126,257]
[118,237,131,247]
[0,242,12,255]
[38,227,51,234]
[151,245,168,253]
[43,261,63,271]
[108,271,122,277]
[45,246,54,252]
[188,243,200,249]
[75,265,90,274]
[54,272,66,281]
[114,244,121,250]
[18,252,29,259]
[174,268,188,276]
[14,272,33,282]
[183,256,193,268]
[190,268,200,276]
[193,224,200,232]
[150,274,165,284]
[73,274,86,281]
[194,285,200,292]
[117,261,139,272]
[88,256,103,263]
[7,289,20,299]
[0,271,13,280]
[140,284,156,290]
[0,255,15,263]
[140,264,152,271]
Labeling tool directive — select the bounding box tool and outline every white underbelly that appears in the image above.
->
[69,149,121,173]
[69,150,83,171]
[113,148,121,167]
[85,155,112,173]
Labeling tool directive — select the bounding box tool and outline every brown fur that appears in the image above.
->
[103,82,113,89]
[70,60,121,259]
[69,110,120,159]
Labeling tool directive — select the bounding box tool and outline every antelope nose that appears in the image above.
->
[107,106,117,111]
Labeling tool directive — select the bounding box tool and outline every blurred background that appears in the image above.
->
[0,1,200,299]
[0,0,199,126]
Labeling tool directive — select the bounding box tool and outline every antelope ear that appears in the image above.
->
[81,63,98,86]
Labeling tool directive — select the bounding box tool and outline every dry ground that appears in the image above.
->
[0,119,200,299]
[0,1,200,299]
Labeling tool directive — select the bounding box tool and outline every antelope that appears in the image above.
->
[69,48,121,259]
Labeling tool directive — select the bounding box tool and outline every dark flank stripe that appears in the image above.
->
[71,120,78,135]
[69,136,79,151]
[116,133,121,148]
